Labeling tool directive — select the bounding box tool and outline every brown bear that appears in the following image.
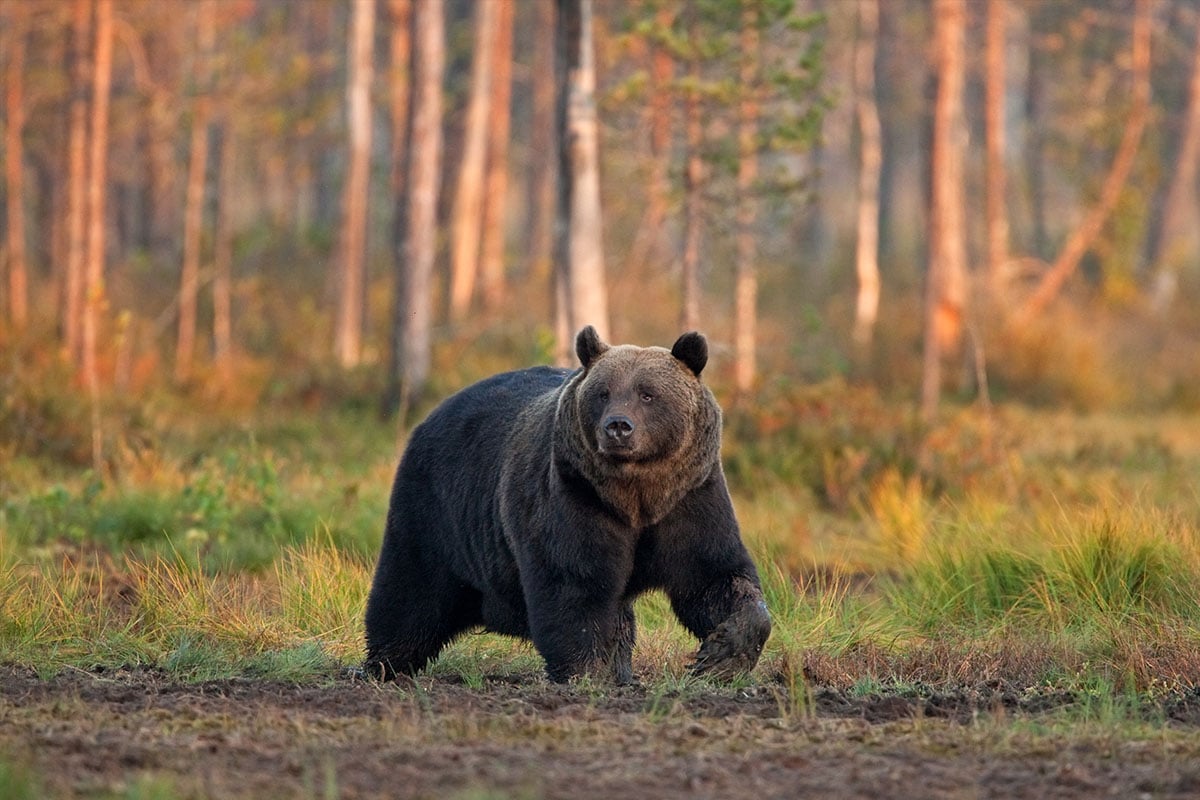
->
[364,326,770,683]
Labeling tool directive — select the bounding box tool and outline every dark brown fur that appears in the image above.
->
[365,327,770,683]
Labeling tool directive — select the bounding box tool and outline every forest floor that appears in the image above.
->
[5,664,1200,799]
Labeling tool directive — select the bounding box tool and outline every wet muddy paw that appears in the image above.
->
[689,600,771,680]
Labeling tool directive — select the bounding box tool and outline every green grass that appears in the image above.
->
[0,757,43,800]
[2,414,392,573]
[3,386,1200,713]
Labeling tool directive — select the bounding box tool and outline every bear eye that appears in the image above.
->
[640,391,654,403]
[598,389,610,402]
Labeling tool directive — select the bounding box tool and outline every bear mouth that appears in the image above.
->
[597,441,640,461]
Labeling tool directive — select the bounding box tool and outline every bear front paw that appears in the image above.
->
[689,599,771,680]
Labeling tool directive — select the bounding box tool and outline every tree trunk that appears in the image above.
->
[922,0,967,423]
[623,4,675,279]
[213,126,236,386]
[144,33,180,274]
[480,0,514,311]
[734,7,759,396]
[83,0,113,470]
[4,6,28,333]
[175,0,215,385]
[680,10,703,333]
[448,0,497,321]
[1019,12,1049,263]
[528,0,557,289]
[984,0,1009,289]
[386,0,411,390]
[1150,12,1200,311]
[389,0,443,413]
[388,0,411,229]
[335,0,374,369]
[852,0,882,350]
[64,0,90,364]
[555,0,610,352]
[1018,0,1150,321]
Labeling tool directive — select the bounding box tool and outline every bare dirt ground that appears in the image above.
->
[4,665,1200,799]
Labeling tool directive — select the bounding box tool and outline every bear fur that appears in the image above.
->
[364,326,771,683]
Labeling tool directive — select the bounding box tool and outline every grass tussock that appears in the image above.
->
[887,503,1200,632]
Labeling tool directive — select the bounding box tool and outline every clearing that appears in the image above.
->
[4,665,1200,799]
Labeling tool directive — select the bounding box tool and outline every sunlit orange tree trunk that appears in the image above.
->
[4,2,28,333]
[733,5,759,396]
[526,1,556,288]
[448,0,496,322]
[213,128,236,386]
[175,0,215,385]
[63,0,90,363]
[984,0,1009,290]
[83,0,113,470]
[680,6,703,334]
[852,0,882,351]
[335,0,375,368]
[922,0,966,423]
[480,0,514,312]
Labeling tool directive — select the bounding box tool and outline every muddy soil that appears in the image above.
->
[3,665,1200,799]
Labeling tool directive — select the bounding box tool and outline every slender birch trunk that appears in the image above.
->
[853,0,882,349]
[528,0,556,287]
[213,127,236,385]
[175,0,214,385]
[388,0,411,233]
[4,7,28,333]
[480,0,515,311]
[680,10,703,333]
[64,0,91,363]
[448,0,497,320]
[390,0,443,412]
[984,0,1009,289]
[83,0,113,470]
[555,0,610,352]
[335,0,375,368]
[734,7,759,395]
[922,0,966,423]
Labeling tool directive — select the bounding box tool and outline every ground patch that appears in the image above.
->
[4,666,1200,799]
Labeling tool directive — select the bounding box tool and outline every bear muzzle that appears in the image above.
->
[598,414,637,456]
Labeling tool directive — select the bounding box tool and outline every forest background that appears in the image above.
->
[7,2,1200,795]
[3,0,1200,436]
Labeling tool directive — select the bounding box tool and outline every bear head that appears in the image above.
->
[571,325,711,466]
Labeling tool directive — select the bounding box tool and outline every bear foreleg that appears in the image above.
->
[527,591,637,684]
[676,575,771,679]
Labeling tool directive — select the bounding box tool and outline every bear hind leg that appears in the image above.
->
[364,584,482,681]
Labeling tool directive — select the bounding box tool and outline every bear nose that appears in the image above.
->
[603,415,635,442]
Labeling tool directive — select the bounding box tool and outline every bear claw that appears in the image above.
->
[689,601,771,680]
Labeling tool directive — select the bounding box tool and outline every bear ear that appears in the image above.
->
[671,331,708,377]
[575,325,609,369]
